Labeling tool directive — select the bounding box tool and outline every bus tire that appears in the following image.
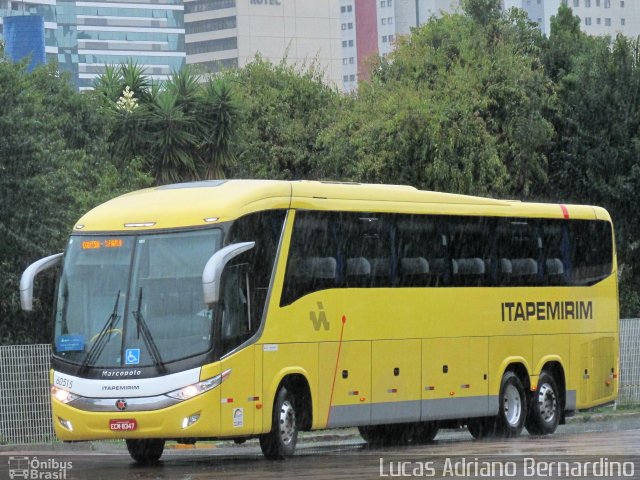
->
[526,371,560,435]
[496,371,527,438]
[467,417,496,440]
[359,424,412,446]
[126,439,165,465]
[383,424,411,446]
[411,421,439,444]
[259,387,298,460]
[358,425,385,446]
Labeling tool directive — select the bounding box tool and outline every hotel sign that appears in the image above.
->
[250,0,282,5]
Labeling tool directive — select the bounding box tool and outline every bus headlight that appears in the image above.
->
[51,386,79,404]
[166,369,231,401]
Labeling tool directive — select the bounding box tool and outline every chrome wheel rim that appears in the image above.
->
[537,383,557,423]
[503,383,522,427]
[278,399,296,446]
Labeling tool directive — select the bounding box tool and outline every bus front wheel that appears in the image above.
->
[526,371,560,435]
[126,439,165,465]
[496,371,527,438]
[260,386,298,459]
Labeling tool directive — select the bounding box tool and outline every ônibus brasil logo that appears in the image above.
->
[8,456,72,479]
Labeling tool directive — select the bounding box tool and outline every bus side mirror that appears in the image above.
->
[20,253,63,311]
[202,242,255,306]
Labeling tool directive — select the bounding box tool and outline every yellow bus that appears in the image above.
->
[21,180,619,463]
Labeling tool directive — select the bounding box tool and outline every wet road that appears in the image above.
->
[1,415,639,479]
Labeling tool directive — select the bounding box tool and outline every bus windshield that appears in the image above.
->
[53,229,222,368]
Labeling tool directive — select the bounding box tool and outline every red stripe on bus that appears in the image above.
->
[326,315,347,426]
[560,204,570,219]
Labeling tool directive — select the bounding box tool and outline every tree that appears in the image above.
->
[95,65,240,183]
[199,78,238,179]
[544,27,640,316]
[0,52,151,344]
[462,0,502,27]
[542,3,587,82]
[220,56,341,180]
[319,7,553,197]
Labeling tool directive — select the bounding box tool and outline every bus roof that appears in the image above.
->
[74,180,610,232]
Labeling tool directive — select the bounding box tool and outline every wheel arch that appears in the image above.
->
[488,359,530,416]
[265,368,314,432]
[496,357,531,391]
[536,359,567,422]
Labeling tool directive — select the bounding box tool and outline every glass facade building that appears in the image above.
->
[0,0,59,62]
[1,0,185,89]
[184,0,239,73]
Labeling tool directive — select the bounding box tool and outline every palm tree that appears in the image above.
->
[147,89,199,184]
[95,63,240,183]
[197,77,239,179]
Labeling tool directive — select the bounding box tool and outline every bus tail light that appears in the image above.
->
[167,369,231,401]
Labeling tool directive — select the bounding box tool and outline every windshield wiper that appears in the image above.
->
[79,290,121,374]
[132,288,167,374]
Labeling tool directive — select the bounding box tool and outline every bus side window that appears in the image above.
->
[569,221,613,286]
[228,210,286,329]
[448,217,491,287]
[219,263,251,356]
[496,219,542,287]
[281,212,339,305]
[542,221,568,286]
[397,215,447,287]
[340,213,395,288]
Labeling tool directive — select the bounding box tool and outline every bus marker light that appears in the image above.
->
[449,391,455,396]
[388,389,397,394]
[348,391,359,396]
[204,217,219,223]
[425,386,435,391]
[360,397,366,402]
[256,404,263,410]
[221,398,234,404]
[248,396,260,402]
[461,384,470,389]
[124,222,156,228]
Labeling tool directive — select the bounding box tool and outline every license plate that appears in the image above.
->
[109,419,137,431]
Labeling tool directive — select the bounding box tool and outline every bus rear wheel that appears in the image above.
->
[526,371,560,435]
[260,387,298,460]
[126,439,165,465]
[359,424,413,446]
[496,371,527,438]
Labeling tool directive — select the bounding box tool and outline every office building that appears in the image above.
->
[185,0,343,89]
[0,0,185,90]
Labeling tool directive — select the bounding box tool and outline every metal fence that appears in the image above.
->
[619,318,640,405]
[0,344,53,444]
[1,320,640,444]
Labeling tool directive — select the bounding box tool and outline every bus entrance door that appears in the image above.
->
[219,345,256,436]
